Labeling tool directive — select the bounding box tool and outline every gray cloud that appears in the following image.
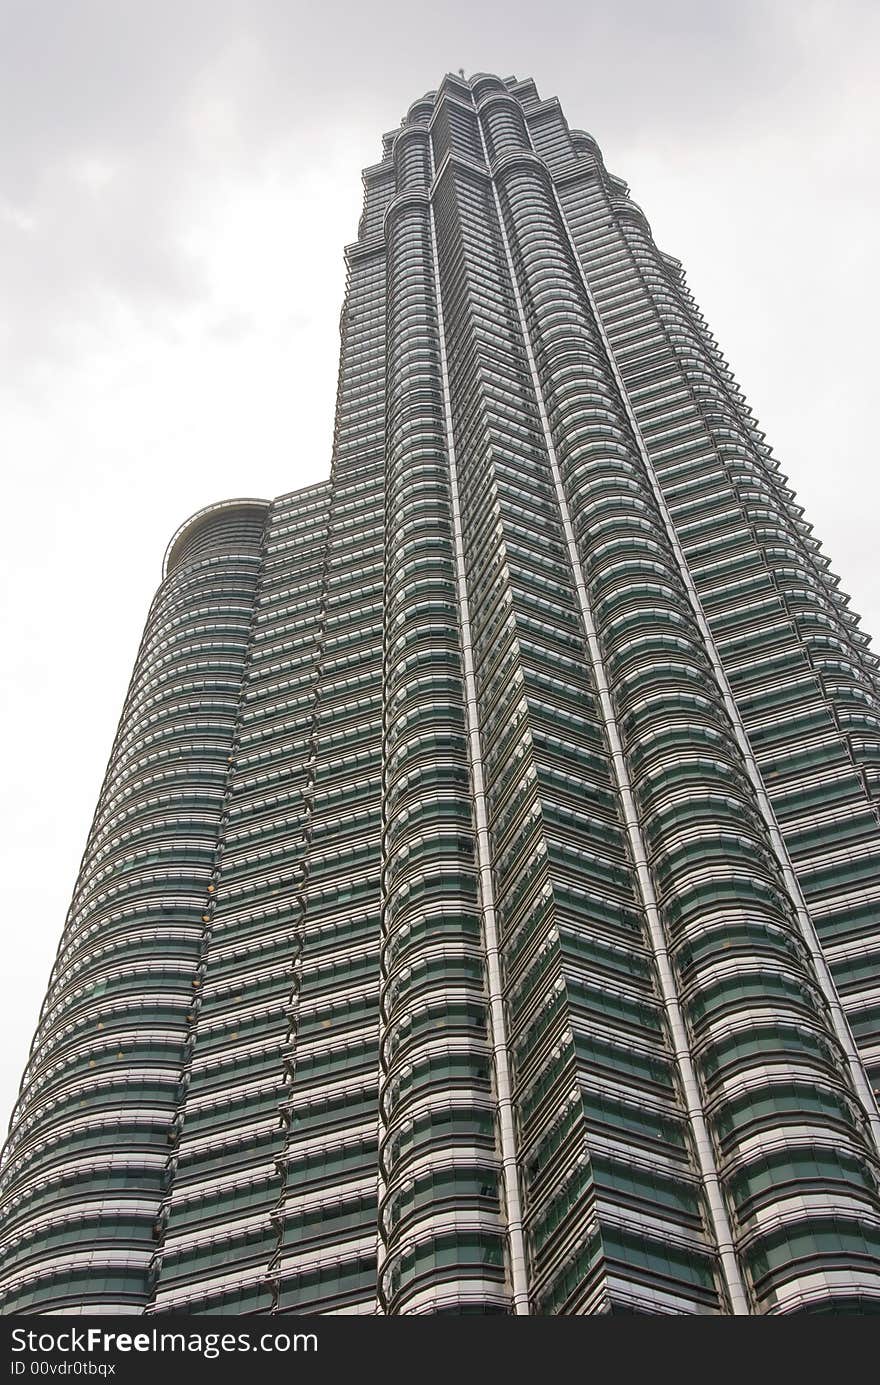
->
[1,0,878,1126]
[0,0,866,372]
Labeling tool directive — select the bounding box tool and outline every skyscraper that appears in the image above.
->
[3,69,880,1317]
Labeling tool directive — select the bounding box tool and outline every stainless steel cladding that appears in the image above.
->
[3,72,880,1316]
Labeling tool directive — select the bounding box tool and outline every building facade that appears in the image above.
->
[3,71,880,1316]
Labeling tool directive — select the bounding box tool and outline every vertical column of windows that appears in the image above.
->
[378,125,513,1313]
[269,245,387,1316]
[148,492,328,1315]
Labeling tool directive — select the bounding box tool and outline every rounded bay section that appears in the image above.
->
[0,499,268,1313]
[163,499,270,578]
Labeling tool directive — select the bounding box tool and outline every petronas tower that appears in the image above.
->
[3,71,880,1317]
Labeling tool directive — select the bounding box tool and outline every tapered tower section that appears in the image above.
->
[0,502,269,1311]
[3,72,880,1316]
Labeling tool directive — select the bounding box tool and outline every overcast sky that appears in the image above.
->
[1,0,878,1128]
